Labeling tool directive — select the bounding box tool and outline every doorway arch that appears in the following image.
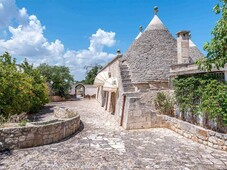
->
[75,84,85,99]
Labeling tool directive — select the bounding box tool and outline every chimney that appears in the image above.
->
[177,31,190,64]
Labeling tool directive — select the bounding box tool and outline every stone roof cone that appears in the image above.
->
[124,7,177,83]
[145,15,167,31]
[189,39,204,62]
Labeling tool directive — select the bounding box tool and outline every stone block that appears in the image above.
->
[20,140,33,148]
[19,136,26,142]
[223,146,227,151]
[215,133,223,139]
[216,139,224,146]
[5,138,18,144]
[208,136,218,144]
[208,130,215,136]
[208,142,213,147]
[203,141,208,145]
[198,139,203,144]
[26,133,34,140]
[192,136,198,142]
[196,129,208,140]
[33,137,43,146]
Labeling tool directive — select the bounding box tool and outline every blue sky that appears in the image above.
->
[0,0,220,80]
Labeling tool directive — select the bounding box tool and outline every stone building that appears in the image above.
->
[94,7,226,130]
[69,84,97,99]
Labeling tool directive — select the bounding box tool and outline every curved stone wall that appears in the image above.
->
[156,115,227,152]
[0,115,80,151]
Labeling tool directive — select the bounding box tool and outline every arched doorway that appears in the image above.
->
[75,84,85,99]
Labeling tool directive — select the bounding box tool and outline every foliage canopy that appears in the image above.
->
[37,64,74,97]
[0,52,49,119]
[173,74,227,127]
[81,64,103,85]
[196,0,227,70]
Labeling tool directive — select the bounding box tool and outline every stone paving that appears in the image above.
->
[1,100,227,170]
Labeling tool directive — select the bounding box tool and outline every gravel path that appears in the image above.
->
[1,100,227,170]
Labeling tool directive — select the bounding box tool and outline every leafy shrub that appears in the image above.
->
[21,60,49,113]
[154,92,175,116]
[0,52,49,119]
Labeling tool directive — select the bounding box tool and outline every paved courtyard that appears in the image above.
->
[1,100,227,170]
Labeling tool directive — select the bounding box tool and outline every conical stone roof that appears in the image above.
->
[124,15,177,83]
[189,40,204,63]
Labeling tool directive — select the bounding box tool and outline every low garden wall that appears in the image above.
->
[0,115,80,151]
[156,115,227,151]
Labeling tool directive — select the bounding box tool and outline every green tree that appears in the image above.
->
[196,0,227,70]
[21,59,49,113]
[0,53,32,118]
[82,64,103,84]
[37,64,74,97]
[0,52,49,118]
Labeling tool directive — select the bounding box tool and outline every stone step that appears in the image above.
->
[120,68,129,72]
[120,71,130,76]
[122,79,132,84]
[123,83,134,88]
[120,65,128,68]
[120,66,129,71]
[121,74,131,79]
[120,64,128,67]
[120,65,128,69]
[123,92,140,97]
[124,87,135,92]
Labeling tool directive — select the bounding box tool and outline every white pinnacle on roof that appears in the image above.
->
[189,39,196,47]
[145,15,167,31]
[135,32,142,40]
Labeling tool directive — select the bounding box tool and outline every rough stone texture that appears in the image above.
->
[0,113,80,151]
[124,15,177,83]
[1,100,227,170]
[189,41,205,63]
[122,97,154,130]
[157,115,227,152]
[123,15,204,83]
[124,28,177,83]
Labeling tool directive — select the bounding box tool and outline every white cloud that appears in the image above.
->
[0,3,3,10]
[0,0,27,28]
[0,0,116,80]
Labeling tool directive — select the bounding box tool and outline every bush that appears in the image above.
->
[21,60,49,113]
[0,52,49,120]
[154,92,175,116]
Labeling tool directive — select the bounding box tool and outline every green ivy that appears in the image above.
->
[173,74,227,125]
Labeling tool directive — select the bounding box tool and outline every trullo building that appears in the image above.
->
[94,7,204,129]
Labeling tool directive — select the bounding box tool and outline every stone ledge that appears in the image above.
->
[0,115,80,151]
[157,115,227,152]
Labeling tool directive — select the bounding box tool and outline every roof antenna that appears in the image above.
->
[154,6,158,15]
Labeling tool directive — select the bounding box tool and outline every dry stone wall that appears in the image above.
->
[156,115,227,152]
[0,115,80,151]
